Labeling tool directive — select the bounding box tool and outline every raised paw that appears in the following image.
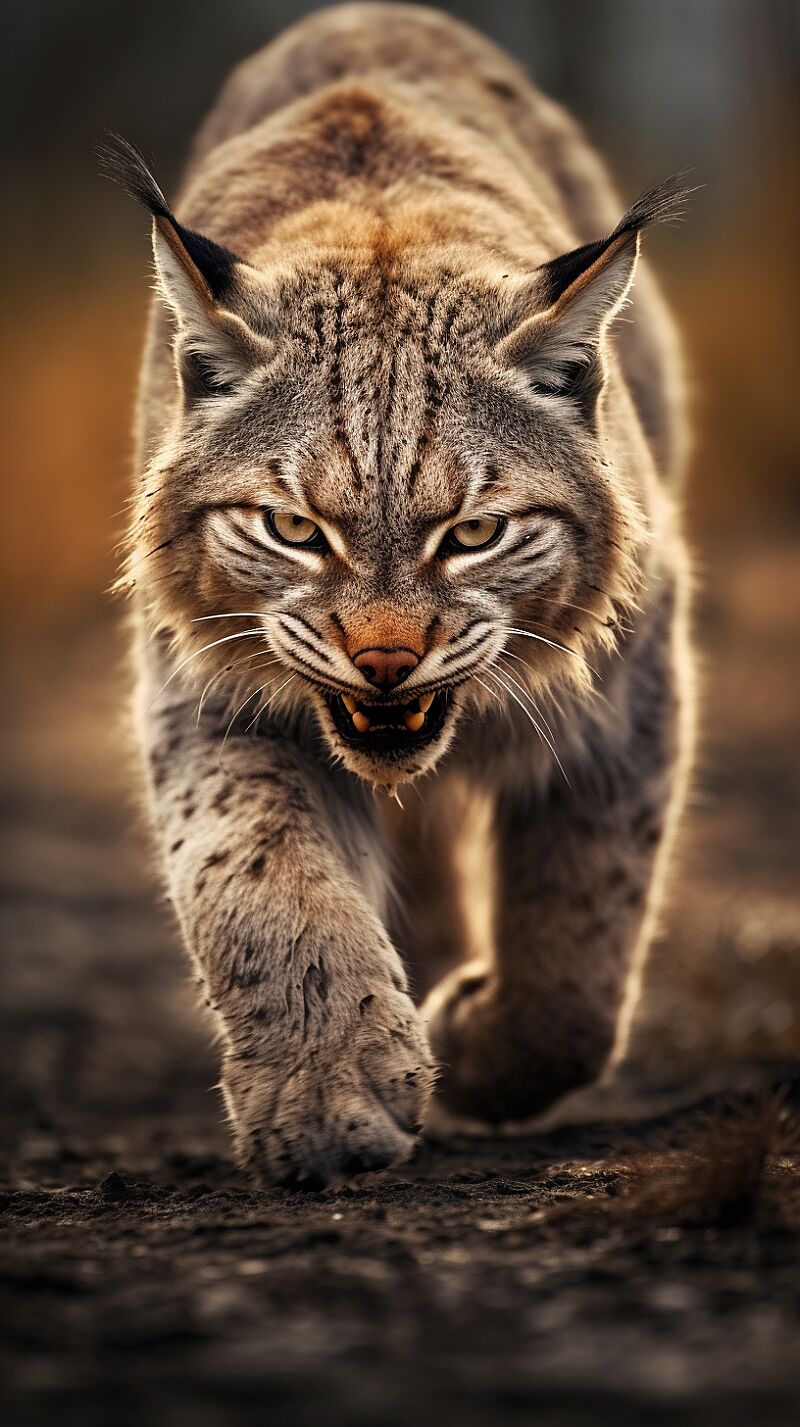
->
[422,960,607,1124]
[223,986,435,1188]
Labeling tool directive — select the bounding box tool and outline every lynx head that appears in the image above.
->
[112,139,687,786]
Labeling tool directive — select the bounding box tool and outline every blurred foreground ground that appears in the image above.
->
[1,529,799,1425]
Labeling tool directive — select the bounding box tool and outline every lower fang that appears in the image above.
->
[352,711,371,734]
[418,692,435,713]
[404,710,425,733]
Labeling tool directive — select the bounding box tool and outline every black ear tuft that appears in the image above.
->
[609,170,699,242]
[98,133,174,222]
[539,170,698,308]
[99,132,241,302]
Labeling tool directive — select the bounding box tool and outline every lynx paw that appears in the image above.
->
[423,962,503,1119]
[423,961,555,1124]
[424,960,613,1124]
[223,988,435,1188]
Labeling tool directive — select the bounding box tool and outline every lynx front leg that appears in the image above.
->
[139,653,433,1186]
[425,615,687,1124]
[381,774,490,1002]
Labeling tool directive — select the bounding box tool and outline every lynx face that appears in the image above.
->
[120,155,671,785]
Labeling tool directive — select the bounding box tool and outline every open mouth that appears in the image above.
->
[325,687,451,757]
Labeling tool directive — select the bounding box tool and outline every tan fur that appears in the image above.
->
[120,4,694,1185]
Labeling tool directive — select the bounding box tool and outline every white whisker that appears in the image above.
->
[527,591,632,632]
[244,673,297,735]
[196,664,233,727]
[472,674,505,709]
[218,685,266,758]
[191,612,268,622]
[149,629,267,708]
[484,667,570,786]
[495,654,558,745]
[196,654,278,726]
[500,626,599,679]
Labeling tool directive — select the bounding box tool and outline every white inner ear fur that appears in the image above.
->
[496,233,640,388]
[151,223,214,326]
[151,222,265,388]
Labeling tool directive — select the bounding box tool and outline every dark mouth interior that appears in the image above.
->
[325,688,451,756]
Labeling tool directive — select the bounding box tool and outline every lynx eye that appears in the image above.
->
[441,515,505,554]
[265,510,327,551]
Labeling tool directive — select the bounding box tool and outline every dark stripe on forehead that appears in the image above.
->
[403,295,434,495]
[378,327,417,478]
[374,304,394,484]
[328,276,362,492]
[407,292,449,495]
[353,331,385,485]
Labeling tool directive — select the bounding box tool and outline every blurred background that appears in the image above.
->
[2,0,799,1174]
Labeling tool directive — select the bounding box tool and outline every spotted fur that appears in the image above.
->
[119,4,694,1183]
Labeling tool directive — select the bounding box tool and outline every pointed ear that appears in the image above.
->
[101,136,264,401]
[495,175,694,416]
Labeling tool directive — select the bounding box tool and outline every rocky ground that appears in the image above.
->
[2,566,799,1426]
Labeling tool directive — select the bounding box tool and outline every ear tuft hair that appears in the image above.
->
[539,171,698,308]
[609,170,699,241]
[98,133,174,222]
[99,132,241,302]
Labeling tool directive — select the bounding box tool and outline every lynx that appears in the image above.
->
[114,3,693,1187]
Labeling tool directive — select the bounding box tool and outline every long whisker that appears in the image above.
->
[526,591,614,622]
[484,667,570,786]
[191,612,269,622]
[473,673,505,708]
[217,667,293,760]
[535,589,640,625]
[500,626,599,679]
[495,654,558,746]
[196,663,236,727]
[243,671,295,731]
[218,685,267,758]
[503,645,607,720]
[531,595,635,639]
[486,665,568,785]
[149,629,267,708]
[196,654,278,726]
[244,673,297,736]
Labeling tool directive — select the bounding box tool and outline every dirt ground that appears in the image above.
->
[2,538,800,1426]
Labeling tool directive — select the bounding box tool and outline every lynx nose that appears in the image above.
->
[353,647,420,689]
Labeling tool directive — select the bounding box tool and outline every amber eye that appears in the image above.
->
[265,510,327,551]
[441,515,506,555]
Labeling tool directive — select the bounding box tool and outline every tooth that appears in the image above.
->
[342,694,357,714]
[418,692,435,713]
[404,710,425,733]
[352,711,371,734]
